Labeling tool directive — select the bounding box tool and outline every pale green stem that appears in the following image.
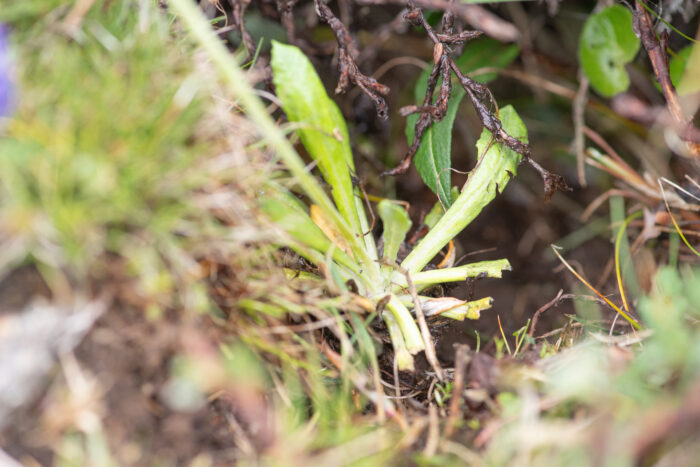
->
[382,311,414,371]
[393,259,511,290]
[386,295,425,355]
[355,195,378,263]
[401,146,521,275]
[396,295,436,307]
[168,0,381,285]
[286,242,369,291]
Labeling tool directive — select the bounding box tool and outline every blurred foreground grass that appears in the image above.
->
[1,0,223,311]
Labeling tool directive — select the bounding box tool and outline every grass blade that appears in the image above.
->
[614,210,642,313]
[551,245,642,330]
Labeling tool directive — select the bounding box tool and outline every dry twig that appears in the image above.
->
[230,0,255,60]
[315,0,391,119]
[354,0,520,42]
[528,289,565,338]
[633,1,700,158]
[384,3,570,201]
[276,0,299,44]
[444,344,469,437]
[572,73,589,187]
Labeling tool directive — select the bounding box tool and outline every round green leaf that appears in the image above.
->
[579,5,640,97]
[673,44,700,96]
[669,45,692,88]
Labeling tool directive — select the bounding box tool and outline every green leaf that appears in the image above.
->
[423,199,445,230]
[674,44,700,96]
[669,46,693,88]
[579,5,640,97]
[259,189,327,249]
[349,313,381,365]
[474,106,527,163]
[407,39,519,208]
[378,200,412,263]
[259,185,356,272]
[401,105,527,274]
[408,88,465,208]
[270,41,362,237]
[423,187,460,229]
[454,38,520,84]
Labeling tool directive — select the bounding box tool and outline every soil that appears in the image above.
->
[2,299,248,464]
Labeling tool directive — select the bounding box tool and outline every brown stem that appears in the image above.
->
[384,2,570,200]
[276,0,299,44]
[354,0,520,42]
[315,0,390,119]
[633,1,700,158]
[231,0,255,62]
[444,344,469,437]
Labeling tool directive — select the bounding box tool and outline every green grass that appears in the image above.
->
[0,1,219,309]
[484,265,700,465]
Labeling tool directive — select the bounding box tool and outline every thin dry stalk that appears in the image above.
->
[528,289,565,338]
[444,344,469,437]
[424,404,440,457]
[354,0,520,42]
[573,73,589,187]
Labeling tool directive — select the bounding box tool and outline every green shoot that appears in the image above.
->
[512,319,531,356]
[497,315,512,355]
[614,210,642,312]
